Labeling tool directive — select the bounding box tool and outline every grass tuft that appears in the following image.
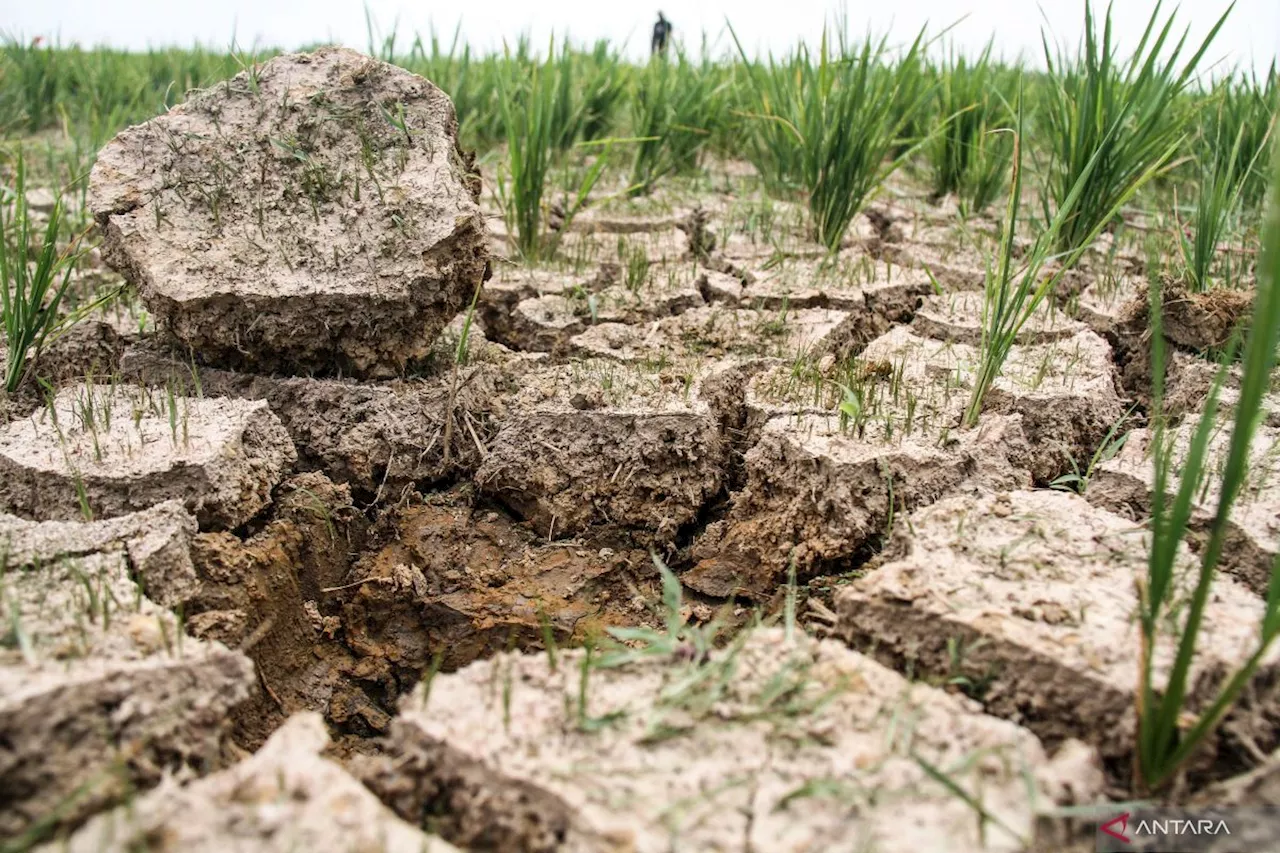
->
[1136,139,1280,792]
[732,23,932,252]
[0,155,83,393]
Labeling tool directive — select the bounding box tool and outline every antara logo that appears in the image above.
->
[1101,812,1130,843]
[1100,812,1233,844]
[1140,818,1231,835]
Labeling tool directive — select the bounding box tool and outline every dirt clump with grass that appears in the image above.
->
[88,47,488,378]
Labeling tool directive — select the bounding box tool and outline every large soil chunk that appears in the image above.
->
[0,383,295,529]
[862,325,1124,484]
[1155,282,1254,353]
[88,47,487,377]
[357,628,1102,853]
[49,713,460,853]
[476,361,726,542]
[688,414,974,598]
[122,341,511,498]
[1,535,253,841]
[0,500,198,607]
[569,304,855,363]
[1090,412,1280,597]
[836,490,1280,781]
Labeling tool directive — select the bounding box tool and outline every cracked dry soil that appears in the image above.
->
[3,48,1276,853]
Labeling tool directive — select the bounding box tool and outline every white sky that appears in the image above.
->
[6,0,1279,73]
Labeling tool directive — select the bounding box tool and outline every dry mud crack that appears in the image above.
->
[12,48,1279,853]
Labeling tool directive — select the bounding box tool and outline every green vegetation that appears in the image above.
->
[1039,2,1230,254]
[1136,142,1280,792]
[628,48,725,195]
[732,25,932,252]
[0,156,82,392]
[494,40,616,259]
[1177,79,1274,290]
[1177,117,1267,291]
[925,43,1014,213]
[963,86,1160,427]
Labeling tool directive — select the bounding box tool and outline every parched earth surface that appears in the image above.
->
[3,51,1276,853]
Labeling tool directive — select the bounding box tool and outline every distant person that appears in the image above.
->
[652,12,672,56]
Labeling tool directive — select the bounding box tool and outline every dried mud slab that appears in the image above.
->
[736,352,966,448]
[696,268,746,305]
[739,253,927,311]
[476,361,726,542]
[913,291,1089,346]
[1089,414,1280,598]
[185,473,374,747]
[836,490,1280,781]
[340,492,661,679]
[89,47,487,377]
[36,318,126,382]
[569,304,856,364]
[483,262,710,354]
[0,383,295,529]
[1069,272,1145,338]
[50,713,460,853]
[0,500,198,606]
[478,263,605,332]
[715,208,876,263]
[882,240,987,291]
[590,265,706,323]
[726,255,934,356]
[357,628,1102,853]
[498,294,590,353]
[121,342,511,498]
[686,323,1116,599]
[862,325,1125,484]
[687,413,975,598]
[1,538,253,841]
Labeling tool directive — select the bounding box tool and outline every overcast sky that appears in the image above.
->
[7,0,1279,73]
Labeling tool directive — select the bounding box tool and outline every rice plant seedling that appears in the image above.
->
[0,156,84,393]
[628,46,726,195]
[925,43,1014,213]
[495,41,602,259]
[579,40,628,143]
[1134,143,1280,793]
[1176,119,1269,291]
[1040,2,1231,254]
[963,84,1162,427]
[1,36,59,133]
[1049,406,1135,494]
[596,553,722,670]
[1199,66,1278,211]
[732,24,932,252]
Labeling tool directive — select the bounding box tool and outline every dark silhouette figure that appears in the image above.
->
[652,12,672,55]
